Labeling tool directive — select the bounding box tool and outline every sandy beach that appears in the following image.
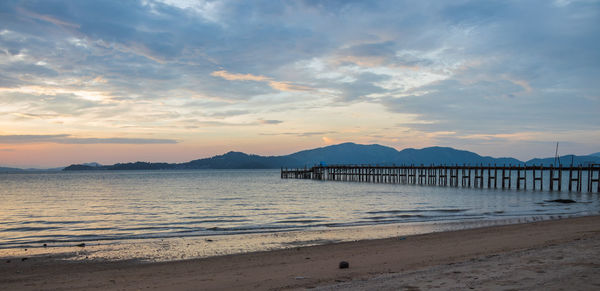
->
[1,215,599,290]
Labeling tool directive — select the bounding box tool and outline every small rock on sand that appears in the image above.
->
[339,261,349,269]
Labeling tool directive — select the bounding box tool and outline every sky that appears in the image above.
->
[0,0,599,167]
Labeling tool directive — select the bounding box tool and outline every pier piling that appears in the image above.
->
[281,164,600,193]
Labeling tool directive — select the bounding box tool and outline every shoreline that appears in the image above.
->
[1,215,599,290]
[0,213,585,262]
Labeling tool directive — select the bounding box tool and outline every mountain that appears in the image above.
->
[590,152,600,157]
[64,151,301,170]
[287,143,523,166]
[288,143,401,165]
[0,166,24,172]
[180,151,299,169]
[396,146,522,166]
[83,162,103,167]
[63,142,599,171]
[526,154,600,167]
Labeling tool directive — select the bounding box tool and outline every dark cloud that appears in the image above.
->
[336,72,390,102]
[207,110,250,118]
[341,41,396,60]
[383,77,599,134]
[258,119,283,125]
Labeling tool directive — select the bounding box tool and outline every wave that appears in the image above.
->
[366,209,469,215]
[1,226,61,232]
[274,219,323,224]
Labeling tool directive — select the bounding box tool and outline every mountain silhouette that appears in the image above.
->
[63,142,600,171]
[0,166,24,172]
[527,154,600,167]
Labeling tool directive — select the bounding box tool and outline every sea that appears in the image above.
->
[1,169,599,262]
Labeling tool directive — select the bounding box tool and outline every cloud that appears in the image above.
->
[258,119,283,125]
[382,76,599,134]
[211,70,311,92]
[259,131,337,137]
[322,136,339,145]
[0,134,178,144]
[0,0,598,161]
[267,81,311,92]
[206,110,250,118]
[210,70,269,82]
[16,7,80,29]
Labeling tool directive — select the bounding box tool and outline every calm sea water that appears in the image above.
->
[1,169,599,259]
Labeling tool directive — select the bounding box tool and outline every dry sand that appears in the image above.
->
[1,216,599,290]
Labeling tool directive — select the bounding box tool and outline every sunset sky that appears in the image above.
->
[1,0,599,167]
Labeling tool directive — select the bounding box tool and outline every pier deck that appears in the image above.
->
[281,164,600,192]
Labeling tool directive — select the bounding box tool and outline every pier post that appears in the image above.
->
[540,165,543,190]
[502,166,506,189]
[532,166,536,190]
[558,165,562,191]
[487,165,491,189]
[281,164,599,193]
[569,166,573,191]
[508,165,512,189]
[577,166,582,192]
[523,166,527,190]
[517,166,521,189]
[588,165,597,192]
[550,165,554,191]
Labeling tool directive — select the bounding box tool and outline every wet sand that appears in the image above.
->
[1,215,599,290]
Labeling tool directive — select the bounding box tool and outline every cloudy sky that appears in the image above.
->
[1,0,599,167]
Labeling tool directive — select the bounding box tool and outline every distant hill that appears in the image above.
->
[287,143,523,166]
[590,152,600,157]
[83,162,103,167]
[526,154,600,167]
[288,143,401,165]
[0,166,24,172]
[64,152,301,170]
[62,142,600,171]
[180,151,300,169]
[396,146,522,166]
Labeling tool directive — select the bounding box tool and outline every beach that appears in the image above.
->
[1,215,599,290]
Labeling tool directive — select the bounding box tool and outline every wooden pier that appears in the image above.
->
[281,164,600,192]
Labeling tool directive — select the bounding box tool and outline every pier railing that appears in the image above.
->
[281,164,600,192]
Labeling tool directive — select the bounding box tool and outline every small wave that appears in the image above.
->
[365,215,425,220]
[169,219,251,225]
[274,219,323,224]
[366,210,422,214]
[18,220,92,225]
[181,215,245,219]
[430,209,469,213]
[1,226,61,232]
[206,225,294,232]
[365,191,402,194]
[366,209,468,215]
